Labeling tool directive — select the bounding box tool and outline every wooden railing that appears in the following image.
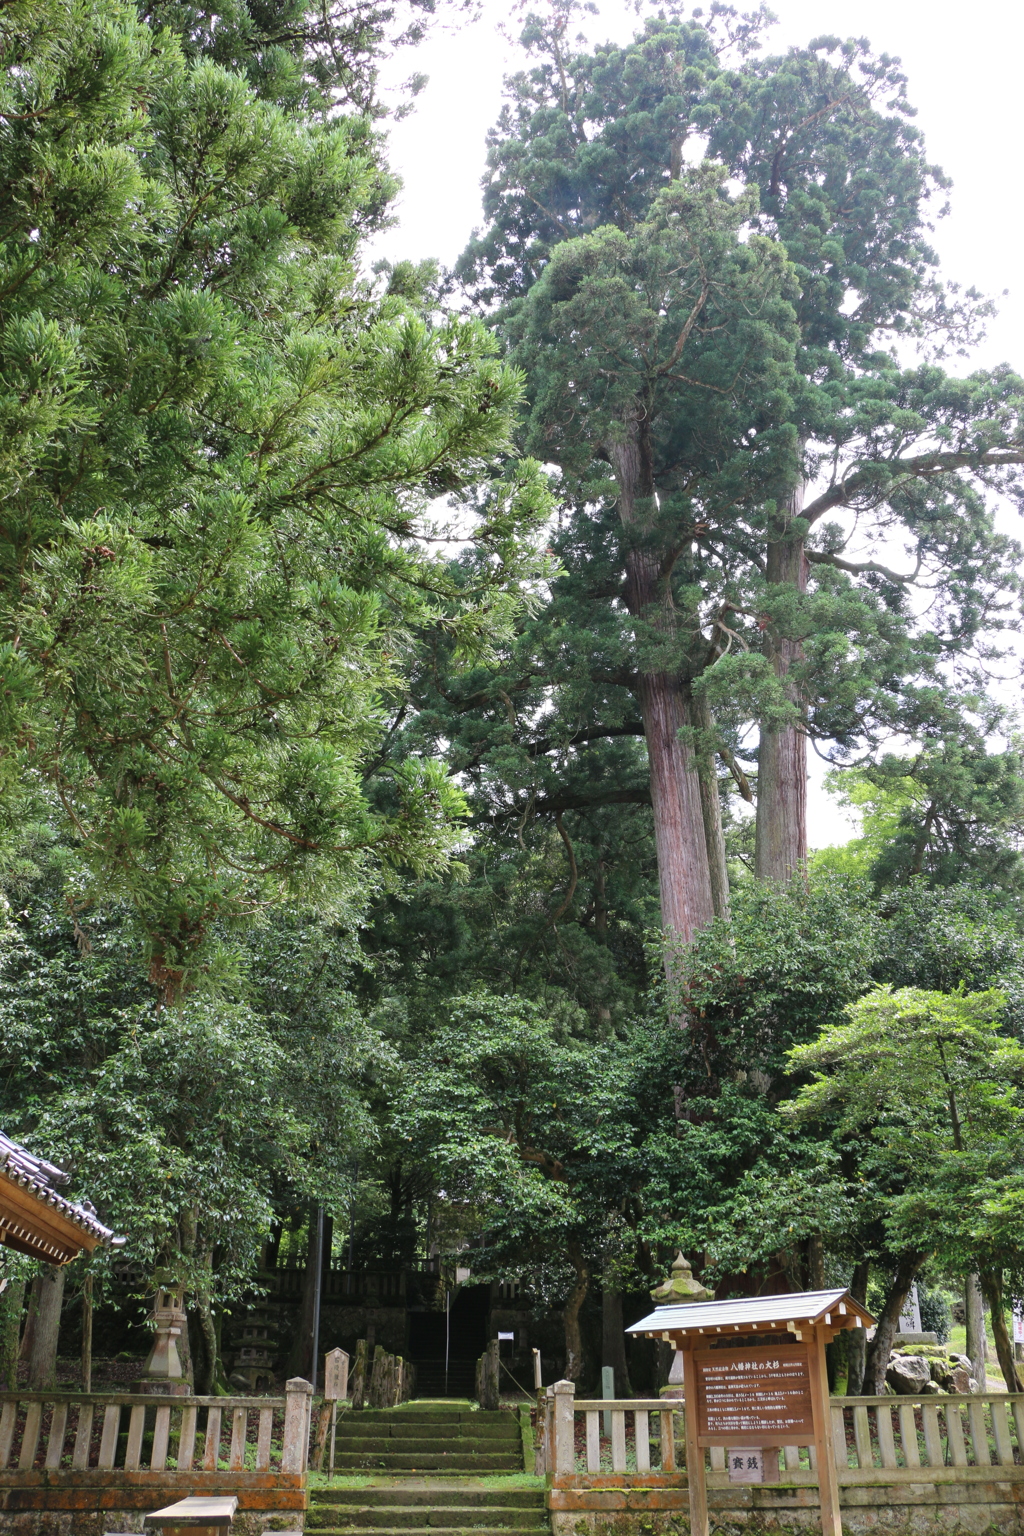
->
[0,1378,313,1476]
[543,1382,1024,1484]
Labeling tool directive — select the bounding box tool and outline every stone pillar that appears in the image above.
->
[282,1376,314,1472]
[553,1378,576,1475]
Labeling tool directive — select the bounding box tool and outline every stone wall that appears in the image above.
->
[0,1471,307,1536]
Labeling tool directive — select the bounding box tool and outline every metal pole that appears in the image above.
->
[445,1288,450,1396]
[311,1204,324,1393]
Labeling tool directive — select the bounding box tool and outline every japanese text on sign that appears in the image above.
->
[695,1343,814,1443]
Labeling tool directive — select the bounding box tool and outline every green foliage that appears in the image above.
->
[0,0,552,983]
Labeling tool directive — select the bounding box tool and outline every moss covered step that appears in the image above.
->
[308,1507,544,1530]
[327,1452,523,1472]
[334,1422,520,1441]
[312,1490,543,1510]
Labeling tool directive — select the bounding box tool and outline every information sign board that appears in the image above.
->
[694,1342,814,1446]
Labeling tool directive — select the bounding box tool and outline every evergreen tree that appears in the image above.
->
[0,0,551,994]
[451,5,1024,942]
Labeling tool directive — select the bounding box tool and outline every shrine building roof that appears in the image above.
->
[0,1131,125,1266]
[628,1287,875,1339]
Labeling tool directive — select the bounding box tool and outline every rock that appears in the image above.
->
[928,1360,949,1384]
[948,1368,973,1394]
[952,1354,972,1372]
[228,1370,251,1390]
[920,1380,942,1394]
[969,1378,980,1394]
[886,1354,933,1394]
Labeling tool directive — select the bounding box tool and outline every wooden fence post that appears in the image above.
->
[281,1377,313,1472]
[553,1379,575,1475]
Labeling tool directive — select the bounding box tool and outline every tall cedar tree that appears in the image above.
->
[447,5,1024,944]
[0,0,551,996]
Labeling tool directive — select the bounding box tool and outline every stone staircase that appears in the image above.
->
[324,1404,524,1475]
[307,1403,546,1536]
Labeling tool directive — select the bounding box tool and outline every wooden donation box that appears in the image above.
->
[628,1287,875,1536]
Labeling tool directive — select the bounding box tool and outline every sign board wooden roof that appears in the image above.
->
[628,1287,874,1339]
[0,1131,124,1266]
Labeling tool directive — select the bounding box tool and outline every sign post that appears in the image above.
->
[627,1286,874,1536]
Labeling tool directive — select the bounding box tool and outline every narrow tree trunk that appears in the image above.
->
[563,1241,589,1381]
[290,1204,319,1379]
[194,1295,218,1396]
[687,692,729,919]
[965,1272,987,1391]
[864,1252,924,1395]
[755,483,809,885]
[19,1275,39,1362]
[602,1287,631,1397]
[81,1273,93,1393]
[0,1279,25,1391]
[846,1260,869,1396]
[980,1270,1022,1393]
[27,1264,65,1390]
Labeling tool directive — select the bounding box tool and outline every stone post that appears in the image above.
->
[282,1376,314,1472]
[553,1378,575,1476]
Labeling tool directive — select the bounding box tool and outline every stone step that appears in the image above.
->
[334,1422,520,1441]
[334,1437,519,1455]
[309,1527,535,1536]
[308,1510,545,1531]
[313,1490,542,1509]
[327,1453,524,1472]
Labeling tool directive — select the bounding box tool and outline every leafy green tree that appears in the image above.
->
[786,985,1024,1391]
[450,4,1024,948]
[0,0,551,996]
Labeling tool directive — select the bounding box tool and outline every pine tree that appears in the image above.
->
[0,0,551,995]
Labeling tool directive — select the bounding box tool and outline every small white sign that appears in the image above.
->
[497,1331,515,1341]
[728,1449,763,1484]
[1013,1304,1024,1346]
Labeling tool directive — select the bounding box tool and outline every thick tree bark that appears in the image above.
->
[965,1272,987,1391]
[755,482,809,885]
[687,692,729,919]
[0,1279,25,1391]
[563,1241,589,1381]
[846,1260,870,1397]
[980,1270,1022,1393]
[27,1264,65,1390]
[864,1252,925,1394]
[608,428,714,947]
[601,1287,631,1397]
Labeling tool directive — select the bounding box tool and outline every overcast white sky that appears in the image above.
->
[369,0,1024,848]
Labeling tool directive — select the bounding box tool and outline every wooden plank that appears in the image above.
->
[945,1402,968,1467]
[97,1405,120,1469]
[921,1403,944,1467]
[72,1404,94,1470]
[680,1344,705,1536]
[586,1411,600,1473]
[18,1402,42,1470]
[660,1408,676,1473]
[992,1399,1014,1466]
[876,1405,897,1470]
[852,1405,872,1468]
[807,1325,842,1536]
[178,1406,197,1472]
[151,1406,171,1471]
[635,1409,650,1474]
[898,1403,921,1468]
[255,1408,272,1473]
[124,1405,146,1471]
[0,1401,16,1469]
[830,1406,847,1469]
[610,1408,626,1473]
[968,1400,991,1466]
[229,1408,247,1471]
[44,1403,68,1469]
[203,1407,223,1471]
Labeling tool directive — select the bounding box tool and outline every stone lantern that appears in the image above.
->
[133,1281,190,1395]
[651,1254,713,1393]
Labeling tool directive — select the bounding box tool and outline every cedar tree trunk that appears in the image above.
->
[687,691,729,918]
[980,1270,1022,1393]
[864,1252,924,1394]
[27,1264,65,1390]
[601,1287,631,1397]
[755,482,809,884]
[609,428,713,945]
